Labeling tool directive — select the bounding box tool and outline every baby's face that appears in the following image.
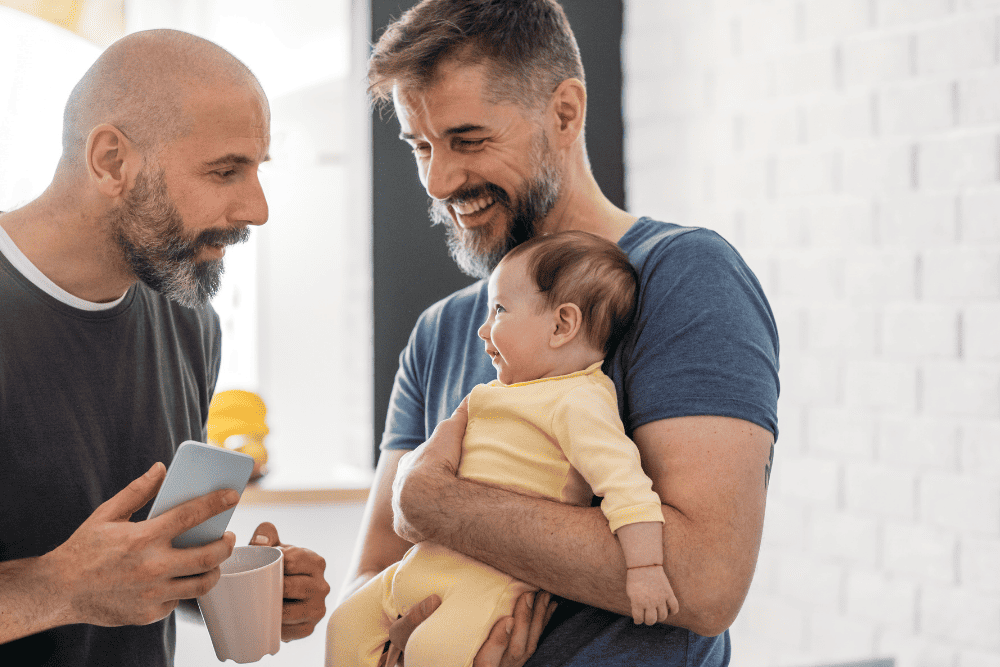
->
[478,255,557,385]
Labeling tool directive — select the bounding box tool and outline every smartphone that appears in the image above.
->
[147,440,255,548]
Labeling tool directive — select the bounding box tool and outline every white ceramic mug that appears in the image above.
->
[197,545,283,663]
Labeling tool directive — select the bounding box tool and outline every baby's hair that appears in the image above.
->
[502,231,638,356]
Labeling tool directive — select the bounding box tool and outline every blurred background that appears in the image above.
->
[0,1,998,665]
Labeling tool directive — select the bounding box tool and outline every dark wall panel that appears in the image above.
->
[370,0,624,461]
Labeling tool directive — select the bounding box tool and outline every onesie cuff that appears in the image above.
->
[606,504,665,533]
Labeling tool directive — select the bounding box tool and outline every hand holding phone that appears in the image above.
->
[147,441,255,548]
[39,455,247,630]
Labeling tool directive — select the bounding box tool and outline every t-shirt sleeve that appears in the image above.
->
[380,319,430,452]
[616,228,780,439]
[552,384,664,533]
[379,282,492,452]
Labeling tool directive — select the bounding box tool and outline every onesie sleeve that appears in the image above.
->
[552,384,664,533]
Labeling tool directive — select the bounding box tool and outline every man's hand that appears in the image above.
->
[376,594,442,667]
[249,522,331,641]
[375,591,556,667]
[473,591,557,667]
[391,397,468,543]
[625,566,677,625]
[46,462,238,628]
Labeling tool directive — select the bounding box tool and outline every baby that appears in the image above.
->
[327,230,678,667]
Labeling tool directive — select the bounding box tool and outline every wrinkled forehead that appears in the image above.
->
[154,82,271,170]
[392,61,495,134]
[184,79,270,132]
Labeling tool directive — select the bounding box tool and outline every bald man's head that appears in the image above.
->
[62,29,266,166]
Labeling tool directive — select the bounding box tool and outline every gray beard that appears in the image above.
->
[429,138,562,279]
[106,167,249,307]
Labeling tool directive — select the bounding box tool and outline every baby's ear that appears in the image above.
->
[550,303,582,348]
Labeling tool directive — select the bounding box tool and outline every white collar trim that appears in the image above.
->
[0,223,128,311]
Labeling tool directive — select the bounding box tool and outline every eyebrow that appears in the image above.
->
[399,124,488,141]
[202,153,272,168]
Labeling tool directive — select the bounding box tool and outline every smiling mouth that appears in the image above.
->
[451,195,496,218]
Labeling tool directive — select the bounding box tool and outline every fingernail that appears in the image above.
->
[526,593,534,610]
[252,534,268,545]
[223,490,240,506]
[505,618,514,635]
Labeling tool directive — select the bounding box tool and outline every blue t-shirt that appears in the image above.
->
[382,218,780,666]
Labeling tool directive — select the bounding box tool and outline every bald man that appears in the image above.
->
[0,30,329,666]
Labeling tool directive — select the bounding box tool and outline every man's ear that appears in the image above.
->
[548,78,586,148]
[86,123,139,199]
[550,303,583,348]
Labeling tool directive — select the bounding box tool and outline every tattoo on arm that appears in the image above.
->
[764,442,774,490]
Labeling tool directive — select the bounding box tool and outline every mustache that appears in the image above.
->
[193,225,252,250]
[165,226,252,263]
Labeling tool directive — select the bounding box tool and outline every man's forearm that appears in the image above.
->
[400,467,752,637]
[0,554,74,644]
[393,412,770,637]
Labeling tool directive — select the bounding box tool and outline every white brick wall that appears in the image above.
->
[923,361,1000,418]
[623,1,1000,665]
[845,567,918,631]
[966,305,1000,359]
[915,16,995,76]
[921,472,1000,533]
[963,189,1000,242]
[921,583,1000,650]
[807,508,881,565]
[883,521,958,582]
[962,535,1000,592]
[965,420,1000,475]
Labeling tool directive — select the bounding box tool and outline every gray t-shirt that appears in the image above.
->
[0,246,221,666]
[381,218,779,666]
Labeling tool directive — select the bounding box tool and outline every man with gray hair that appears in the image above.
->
[0,29,329,666]
[340,1,779,665]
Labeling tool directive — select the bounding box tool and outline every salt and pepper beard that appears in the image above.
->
[429,129,562,279]
[106,166,249,308]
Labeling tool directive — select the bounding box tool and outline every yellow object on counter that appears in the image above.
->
[206,389,270,479]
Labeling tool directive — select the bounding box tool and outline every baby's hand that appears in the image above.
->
[625,565,679,625]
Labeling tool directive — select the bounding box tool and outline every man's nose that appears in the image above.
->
[238,173,269,227]
[423,151,464,202]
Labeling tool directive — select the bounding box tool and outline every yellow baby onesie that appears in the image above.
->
[326,362,664,667]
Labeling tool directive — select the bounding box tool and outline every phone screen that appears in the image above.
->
[147,441,255,548]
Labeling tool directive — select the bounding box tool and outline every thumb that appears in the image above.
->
[388,595,441,651]
[473,615,514,667]
[453,395,470,423]
[431,395,470,442]
[99,462,166,522]
[250,521,282,547]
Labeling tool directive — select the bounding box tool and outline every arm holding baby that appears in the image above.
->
[553,382,679,626]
